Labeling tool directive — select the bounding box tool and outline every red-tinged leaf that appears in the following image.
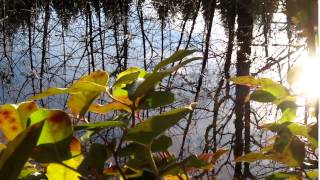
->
[0,104,24,140]
[0,101,39,140]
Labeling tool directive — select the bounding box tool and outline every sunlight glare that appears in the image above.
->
[291,55,320,99]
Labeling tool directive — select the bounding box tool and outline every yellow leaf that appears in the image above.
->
[89,102,131,114]
[46,155,84,180]
[0,103,31,140]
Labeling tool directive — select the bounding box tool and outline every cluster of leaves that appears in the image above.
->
[0,50,228,180]
[230,73,318,179]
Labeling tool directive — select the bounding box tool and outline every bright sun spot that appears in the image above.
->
[290,54,320,99]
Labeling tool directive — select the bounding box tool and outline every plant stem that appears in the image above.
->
[145,144,160,179]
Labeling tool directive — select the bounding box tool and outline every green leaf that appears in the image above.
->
[290,136,305,164]
[117,67,147,80]
[138,91,175,109]
[75,120,126,131]
[134,58,200,99]
[151,135,172,152]
[182,154,211,170]
[31,136,81,163]
[257,84,289,99]
[29,109,72,145]
[250,90,276,102]
[266,172,298,180]
[0,121,44,180]
[153,50,198,72]
[78,143,111,175]
[27,109,77,163]
[278,108,297,123]
[114,67,147,87]
[126,103,196,144]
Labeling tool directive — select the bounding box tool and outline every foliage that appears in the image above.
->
[0,50,228,179]
[231,74,318,179]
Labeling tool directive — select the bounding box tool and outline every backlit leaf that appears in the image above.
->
[89,102,131,114]
[154,50,198,72]
[75,120,126,131]
[230,76,276,87]
[134,58,200,99]
[250,90,276,102]
[0,101,38,140]
[235,152,268,163]
[0,121,43,180]
[125,104,195,144]
[46,155,84,180]
[138,91,174,109]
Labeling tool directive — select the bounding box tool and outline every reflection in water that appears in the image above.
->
[0,0,309,178]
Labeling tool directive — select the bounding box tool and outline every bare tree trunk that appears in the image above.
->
[234,0,253,178]
[122,0,130,70]
[87,3,95,72]
[137,0,147,70]
[113,16,121,72]
[179,0,216,159]
[97,4,105,70]
[28,14,35,96]
[39,0,50,98]
[185,0,201,49]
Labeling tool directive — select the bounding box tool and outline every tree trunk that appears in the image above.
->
[234,0,253,178]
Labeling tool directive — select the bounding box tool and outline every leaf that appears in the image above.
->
[28,109,76,163]
[29,109,72,145]
[0,121,44,180]
[183,154,212,170]
[275,96,297,112]
[305,170,318,178]
[78,143,111,175]
[117,67,147,80]
[151,135,172,152]
[138,91,174,109]
[250,90,276,102]
[30,88,69,100]
[112,87,133,105]
[235,152,268,163]
[114,67,147,87]
[75,120,126,131]
[67,91,100,117]
[134,58,200,99]
[289,136,305,164]
[89,102,131,114]
[266,172,298,180]
[0,101,38,140]
[259,84,289,99]
[125,104,195,144]
[154,50,198,72]
[30,71,109,117]
[230,76,276,87]
[277,108,297,123]
[46,155,84,180]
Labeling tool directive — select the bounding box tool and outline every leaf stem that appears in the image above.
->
[145,144,160,179]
